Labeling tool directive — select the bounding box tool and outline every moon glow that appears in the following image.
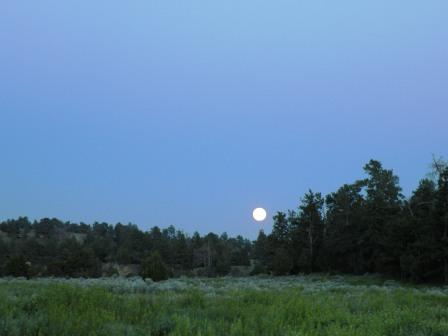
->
[252,208,267,222]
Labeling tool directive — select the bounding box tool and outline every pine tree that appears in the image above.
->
[361,160,403,274]
[325,182,365,273]
[434,164,448,283]
[290,190,324,273]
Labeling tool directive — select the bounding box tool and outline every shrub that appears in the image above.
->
[271,248,293,276]
[4,255,30,278]
[250,262,267,276]
[140,251,169,282]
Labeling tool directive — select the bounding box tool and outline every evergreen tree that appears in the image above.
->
[290,190,324,272]
[434,164,448,283]
[253,230,269,266]
[325,182,365,273]
[361,160,403,274]
[271,212,290,247]
[140,251,169,282]
[403,179,437,281]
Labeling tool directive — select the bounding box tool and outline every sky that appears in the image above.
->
[0,1,447,239]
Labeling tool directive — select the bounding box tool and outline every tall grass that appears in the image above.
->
[0,275,447,335]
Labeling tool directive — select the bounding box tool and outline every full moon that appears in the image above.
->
[252,208,267,222]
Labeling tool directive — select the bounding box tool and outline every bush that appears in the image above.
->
[250,262,267,276]
[5,255,30,278]
[140,251,169,282]
[271,248,293,276]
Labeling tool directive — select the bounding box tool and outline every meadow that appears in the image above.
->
[0,275,447,336]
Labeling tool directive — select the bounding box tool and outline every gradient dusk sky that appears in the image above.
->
[1,1,447,238]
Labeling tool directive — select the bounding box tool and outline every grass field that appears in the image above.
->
[1,275,447,336]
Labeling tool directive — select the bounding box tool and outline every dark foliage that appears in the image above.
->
[251,158,448,283]
[140,251,169,282]
[1,158,447,283]
[0,218,252,279]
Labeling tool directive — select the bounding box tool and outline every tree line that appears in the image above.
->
[254,158,448,283]
[0,218,252,279]
[1,158,447,283]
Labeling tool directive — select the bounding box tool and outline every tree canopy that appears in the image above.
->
[1,158,447,283]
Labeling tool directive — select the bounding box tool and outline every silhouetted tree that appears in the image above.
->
[325,182,365,273]
[141,251,169,282]
[290,190,324,272]
[360,160,403,274]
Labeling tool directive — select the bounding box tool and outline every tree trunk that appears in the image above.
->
[309,222,314,273]
[444,257,448,284]
[444,215,448,284]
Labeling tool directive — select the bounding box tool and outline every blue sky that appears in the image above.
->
[1,1,447,238]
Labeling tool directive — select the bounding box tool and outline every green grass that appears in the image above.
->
[0,275,447,335]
